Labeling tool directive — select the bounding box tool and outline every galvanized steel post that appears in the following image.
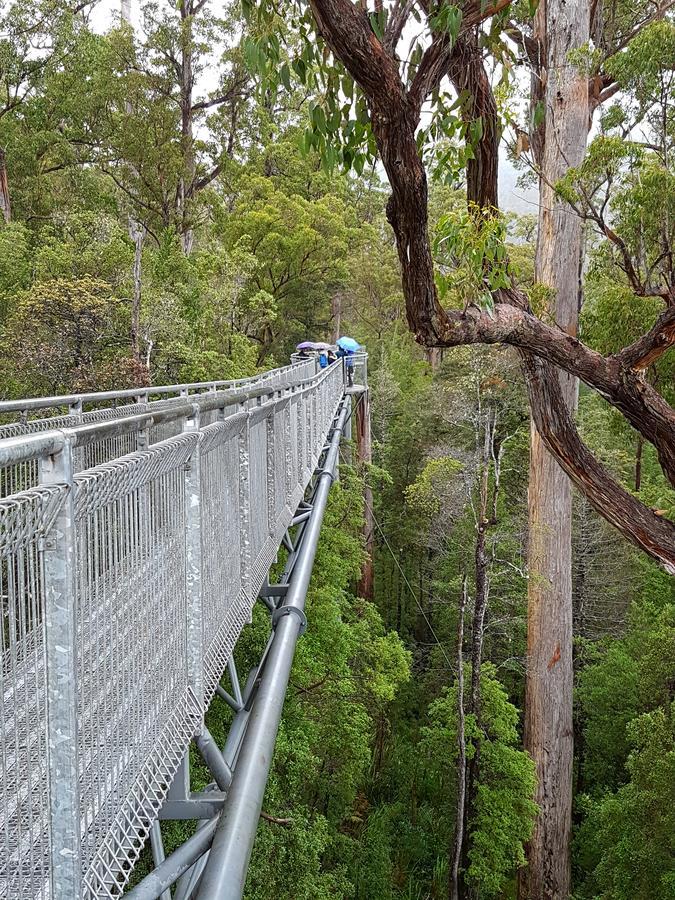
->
[40,437,82,898]
[184,404,204,714]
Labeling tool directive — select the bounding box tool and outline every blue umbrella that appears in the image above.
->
[336,336,361,352]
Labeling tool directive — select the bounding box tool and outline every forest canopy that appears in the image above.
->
[1,0,674,896]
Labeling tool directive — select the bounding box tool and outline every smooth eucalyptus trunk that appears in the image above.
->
[179,0,195,255]
[129,219,144,363]
[356,390,375,601]
[450,577,468,900]
[0,148,11,223]
[520,0,589,895]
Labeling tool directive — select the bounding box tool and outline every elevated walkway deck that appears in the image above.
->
[0,355,367,900]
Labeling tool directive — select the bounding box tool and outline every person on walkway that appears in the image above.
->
[337,346,355,386]
[318,350,328,369]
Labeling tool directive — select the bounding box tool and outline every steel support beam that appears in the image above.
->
[124,820,219,900]
[195,397,350,900]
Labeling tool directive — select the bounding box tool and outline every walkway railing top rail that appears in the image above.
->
[0,360,318,497]
[290,350,368,388]
[0,359,351,900]
[0,359,315,418]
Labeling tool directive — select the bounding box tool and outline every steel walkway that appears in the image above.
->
[0,355,367,900]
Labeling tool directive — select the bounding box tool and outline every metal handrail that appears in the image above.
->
[0,361,343,467]
[0,360,315,418]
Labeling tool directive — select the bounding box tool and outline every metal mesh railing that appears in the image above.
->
[0,359,349,900]
[0,361,316,499]
[0,486,67,900]
[290,351,368,388]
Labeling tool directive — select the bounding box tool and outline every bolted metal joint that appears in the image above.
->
[271,605,308,636]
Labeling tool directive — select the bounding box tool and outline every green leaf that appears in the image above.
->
[311,104,326,133]
[369,10,387,40]
[446,6,463,41]
[279,62,291,92]
[480,291,495,316]
[531,99,545,129]
[292,56,307,84]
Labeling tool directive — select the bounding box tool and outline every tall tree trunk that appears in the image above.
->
[461,411,501,893]
[129,218,145,363]
[121,0,146,371]
[331,290,343,343]
[520,0,589,894]
[179,0,195,255]
[470,412,495,721]
[356,390,375,600]
[0,147,11,224]
[450,576,468,900]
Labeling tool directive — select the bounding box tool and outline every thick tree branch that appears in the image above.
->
[409,0,512,112]
[445,35,499,211]
[605,0,674,56]
[521,352,675,573]
[383,0,415,51]
[308,0,405,115]
[424,298,675,484]
[614,306,675,369]
[191,73,249,112]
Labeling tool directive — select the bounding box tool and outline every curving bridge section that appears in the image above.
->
[0,358,365,900]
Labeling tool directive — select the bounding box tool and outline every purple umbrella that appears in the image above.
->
[312,342,334,350]
[296,341,318,350]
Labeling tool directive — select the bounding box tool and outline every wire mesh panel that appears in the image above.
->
[199,415,248,699]
[0,417,78,498]
[0,408,142,496]
[274,400,291,521]
[79,405,149,470]
[248,409,269,567]
[74,436,202,898]
[351,351,368,387]
[0,362,318,499]
[0,485,67,900]
[289,393,300,494]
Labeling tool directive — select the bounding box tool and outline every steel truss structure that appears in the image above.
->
[0,358,363,900]
[126,396,351,900]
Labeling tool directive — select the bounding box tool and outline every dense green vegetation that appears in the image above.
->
[1,0,674,896]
